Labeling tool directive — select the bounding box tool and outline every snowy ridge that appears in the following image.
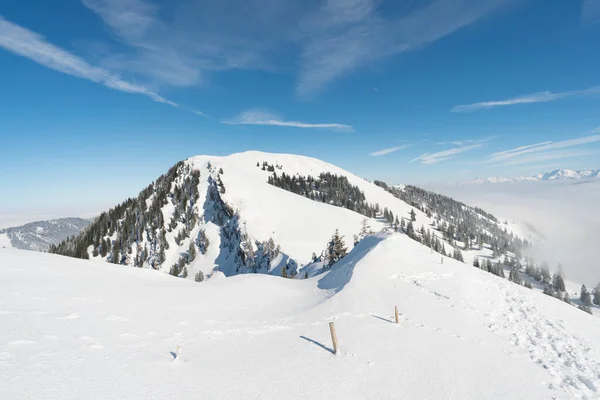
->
[50,151,532,284]
[2,233,599,399]
[467,168,600,184]
[0,218,90,251]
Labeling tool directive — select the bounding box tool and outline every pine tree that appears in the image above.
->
[325,229,347,268]
[406,221,415,238]
[182,266,188,279]
[581,285,593,307]
[410,209,416,222]
[359,218,372,239]
[195,270,204,282]
[593,283,600,306]
[509,268,522,285]
[563,292,571,304]
[188,242,197,263]
[552,272,566,292]
[524,281,533,289]
[112,241,120,265]
[281,266,288,278]
[304,271,309,279]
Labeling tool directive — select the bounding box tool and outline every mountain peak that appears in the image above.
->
[467,168,600,184]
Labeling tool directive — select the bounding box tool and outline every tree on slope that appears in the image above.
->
[410,209,416,222]
[581,285,593,307]
[325,229,347,269]
[509,268,522,285]
[593,283,600,306]
[552,272,566,293]
[188,242,197,263]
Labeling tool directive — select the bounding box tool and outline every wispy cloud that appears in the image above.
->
[194,110,209,117]
[369,145,410,156]
[297,0,510,95]
[487,130,600,163]
[487,149,595,167]
[451,86,600,112]
[0,15,176,106]
[582,0,600,24]
[411,143,484,165]
[78,0,512,96]
[223,110,353,132]
[436,135,499,145]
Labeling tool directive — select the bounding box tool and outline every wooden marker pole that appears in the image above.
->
[329,322,338,355]
[395,305,400,324]
[176,345,181,359]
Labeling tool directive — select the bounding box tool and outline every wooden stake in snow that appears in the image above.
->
[329,322,339,355]
[441,257,444,264]
[395,305,400,324]
[176,345,181,359]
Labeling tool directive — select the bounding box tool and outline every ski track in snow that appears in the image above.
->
[487,282,600,399]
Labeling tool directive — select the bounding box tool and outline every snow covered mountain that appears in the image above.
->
[0,217,91,251]
[2,232,599,399]
[468,168,600,184]
[50,151,529,281]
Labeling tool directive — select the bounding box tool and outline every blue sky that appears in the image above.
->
[1,0,600,219]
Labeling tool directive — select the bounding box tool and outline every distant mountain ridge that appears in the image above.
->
[0,218,91,251]
[469,168,600,184]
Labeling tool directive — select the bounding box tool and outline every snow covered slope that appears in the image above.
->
[2,234,599,399]
[52,151,528,283]
[0,217,90,251]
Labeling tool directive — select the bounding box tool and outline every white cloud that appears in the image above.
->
[436,135,499,146]
[79,0,512,96]
[582,0,600,24]
[487,131,600,163]
[0,15,176,106]
[223,110,353,132]
[297,0,510,95]
[410,143,484,164]
[451,86,600,112]
[487,149,595,167]
[369,145,410,156]
[194,110,209,117]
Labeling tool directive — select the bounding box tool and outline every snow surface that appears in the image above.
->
[2,233,600,399]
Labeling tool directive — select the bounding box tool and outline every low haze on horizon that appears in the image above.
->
[1,0,600,216]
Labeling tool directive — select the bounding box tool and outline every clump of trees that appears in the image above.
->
[50,162,200,271]
[268,172,379,217]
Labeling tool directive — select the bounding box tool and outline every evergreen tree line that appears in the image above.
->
[50,162,201,271]
[267,172,380,217]
[473,257,507,279]
[373,181,530,257]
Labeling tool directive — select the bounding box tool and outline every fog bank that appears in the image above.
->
[426,180,600,286]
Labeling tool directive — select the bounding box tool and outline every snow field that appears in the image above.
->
[2,232,599,399]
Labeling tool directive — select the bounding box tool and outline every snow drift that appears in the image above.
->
[2,232,599,399]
